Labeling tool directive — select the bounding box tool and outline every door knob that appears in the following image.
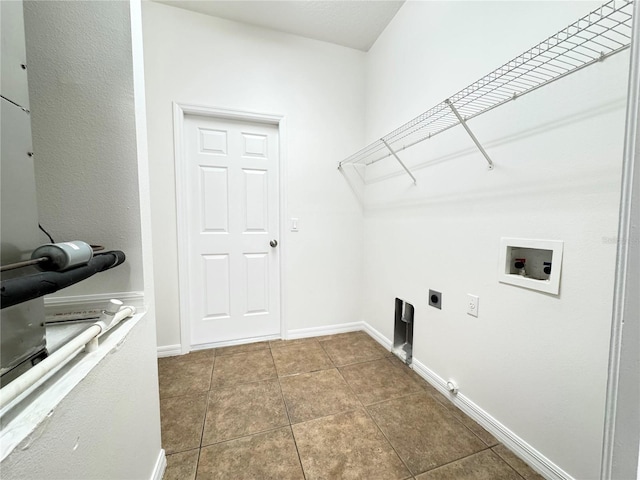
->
[270,240,278,248]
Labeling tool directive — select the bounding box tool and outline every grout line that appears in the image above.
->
[275,368,308,480]
[275,372,293,427]
[416,446,527,479]
[199,423,291,450]
[162,446,202,479]
[360,403,414,477]
[490,446,529,480]
[288,425,308,480]
[429,393,499,449]
[197,391,209,449]
[418,447,494,475]
[333,353,394,369]
[210,374,280,389]
[159,389,211,401]
[334,365,366,410]
[288,405,363,427]
[209,354,217,390]
[195,446,203,480]
[198,424,292,450]
[214,346,271,357]
[158,331,522,479]
[316,338,336,367]
[276,365,335,379]
[280,367,361,426]
[362,390,426,408]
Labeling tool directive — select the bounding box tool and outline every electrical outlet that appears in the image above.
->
[467,294,479,317]
[428,290,442,309]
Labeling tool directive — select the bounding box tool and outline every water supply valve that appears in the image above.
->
[446,380,459,395]
[514,258,526,276]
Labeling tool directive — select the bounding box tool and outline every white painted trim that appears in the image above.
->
[412,358,572,480]
[186,321,366,351]
[0,312,147,461]
[150,449,166,480]
[157,344,182,358]
[44,291,145,319]
[191,334,281,352]
[498,237,564,295]
[172,103,287,354]
[128,0,157,327]
[362,320,573,480]
[361,321,392,350]
[173,102,190,355]
[278,116,289,342]
[287,321,364,340]
[601,2,640,478]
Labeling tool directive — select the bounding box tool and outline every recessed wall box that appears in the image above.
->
[498,238,564,295]
[393,298,414,365]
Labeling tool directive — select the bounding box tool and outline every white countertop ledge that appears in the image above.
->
[0,310,147,461]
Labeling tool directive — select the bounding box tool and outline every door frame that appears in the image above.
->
[601,2,640,477]
[172,103,287,354]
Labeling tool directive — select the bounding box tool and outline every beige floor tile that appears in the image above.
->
[196,427,304,480]
[271,341,333,376]
[367,393,486,475]
[215,341,270,357]
[492,444,545,480]
[158,350,215,399]
[164,449,199,480]
[415,450,521,480]
[160,394,208,454]
[340,358,423,405]
[211,349,276,387]
[269,337,319,349]
[387,356,441,396]
[315,331,365,342]
[202,379,288,446]
[292,408,410,480]
[280,368,360,424]
[431,392,499,447]
[320,333,389,366]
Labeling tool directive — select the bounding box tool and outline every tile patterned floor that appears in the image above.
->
[158,331,545,480]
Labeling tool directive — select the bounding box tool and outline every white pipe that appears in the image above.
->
[0,304,135,410]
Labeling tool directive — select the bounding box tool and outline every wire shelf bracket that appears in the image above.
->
[381,138,417,184]
[339,0,634,175]
[445,99,494,170]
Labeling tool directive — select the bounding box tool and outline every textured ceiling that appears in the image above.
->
[154,0,405,51]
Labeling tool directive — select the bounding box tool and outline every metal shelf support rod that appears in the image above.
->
[445,99,495,170]
[381,138,417,184]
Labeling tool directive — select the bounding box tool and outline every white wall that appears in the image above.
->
[361,2,627,479]
[142,2,365,349]
[0,313,162,480]
[24,0,144,296]
[6,2,164,478]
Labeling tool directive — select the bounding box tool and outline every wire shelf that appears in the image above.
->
[340,0,634,168]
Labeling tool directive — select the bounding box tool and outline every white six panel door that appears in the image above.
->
[184,115,280,346]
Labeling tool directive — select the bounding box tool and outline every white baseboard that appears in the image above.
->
[44,291,146,321]
[361,321,392,350]
[362,321,572,480]
[150,449,166,480]
[190,333,281,352]
[286,321,364,340]
[157,344,182,358]
[160,322,367,357]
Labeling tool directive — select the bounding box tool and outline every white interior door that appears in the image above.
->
[184,114,280,346]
